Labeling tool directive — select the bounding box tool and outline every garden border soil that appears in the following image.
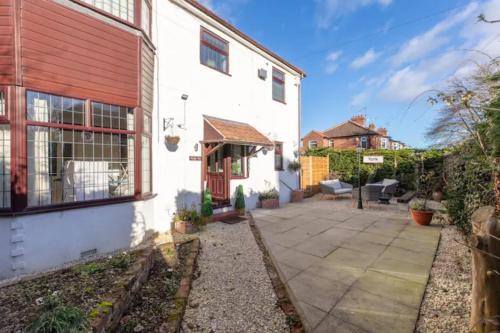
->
[248,213,305,333]
[159,238,201,333]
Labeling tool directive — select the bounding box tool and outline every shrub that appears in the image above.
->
[201,190,213,218]
[175,206,205,227]
[410,199,433,212]
[27,294,90,333]
[259,188,279,200]
[109,253,132,270]
[287,160,301,172]
[234,185,245,210]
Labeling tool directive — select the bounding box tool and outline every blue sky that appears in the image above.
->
[199,0,500,148]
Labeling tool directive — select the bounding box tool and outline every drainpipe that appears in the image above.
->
[297,78,302,191]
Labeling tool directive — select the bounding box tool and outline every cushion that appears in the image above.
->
[335,188,352,194]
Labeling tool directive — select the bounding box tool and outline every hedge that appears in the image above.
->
[303,148,445,191]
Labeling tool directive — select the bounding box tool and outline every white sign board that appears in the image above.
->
[363,156,384,164]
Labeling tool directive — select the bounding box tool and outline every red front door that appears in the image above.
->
[206,148,229,203]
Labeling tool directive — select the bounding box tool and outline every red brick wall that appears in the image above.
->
[303,132,327,149]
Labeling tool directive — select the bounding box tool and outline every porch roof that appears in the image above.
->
[203,116,274,148]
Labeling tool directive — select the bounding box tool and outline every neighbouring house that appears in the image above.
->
[0,0,304,279]
[302,115,406,150]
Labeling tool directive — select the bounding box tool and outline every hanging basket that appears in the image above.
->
[165,135,180,145]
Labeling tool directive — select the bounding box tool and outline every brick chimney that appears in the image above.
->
[368,123,376,131]
[351,115,366,127]
[378,127,388,136]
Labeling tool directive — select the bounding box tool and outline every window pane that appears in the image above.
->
[28,91,84,125]
[272,68,285,102]
[0,125,10,208]
[81,0,134,22]
[141,0,151,36]
[142,135,151,193]
[0,91,5,116]
[201,31,229,73]
[92,102,134,131]
[274,143,283,170]
[231,145,243,176]
[28,126,135,207]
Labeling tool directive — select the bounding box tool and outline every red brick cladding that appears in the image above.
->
[20,0,139,106]
[0,0,15,84]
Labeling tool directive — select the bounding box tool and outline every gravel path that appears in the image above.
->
[181,221,288,333]
[416,225,472,332]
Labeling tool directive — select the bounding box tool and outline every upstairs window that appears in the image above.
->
[141,0,151,37]
[272,68,285,103]
[274,142,283,171]
[81,0,135,23]
[201,29,229,74]
[308,140,317,149]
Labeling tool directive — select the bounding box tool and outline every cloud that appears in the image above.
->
[315,0,393,29]
[389,2,479,66]
[324,51,342,74]
[351,91,369,106]
[379,0,500,102]
[350,49,380,69]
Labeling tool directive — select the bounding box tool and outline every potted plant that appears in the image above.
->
[259,188,280,209]
[234,185,246,215]
[201,190,214,222]
[165,135,180,145]
[410,199,434,226]
[287,161,304,202]
[174,206,205,234]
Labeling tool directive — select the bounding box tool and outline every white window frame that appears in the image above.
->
[308,140,318,149]
[360,136,367,148]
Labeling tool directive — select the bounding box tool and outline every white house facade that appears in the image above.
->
[0,0,304,280]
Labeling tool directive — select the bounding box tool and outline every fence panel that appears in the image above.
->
[300,156,329,194]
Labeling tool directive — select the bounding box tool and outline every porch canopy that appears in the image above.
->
[203,115,274,148]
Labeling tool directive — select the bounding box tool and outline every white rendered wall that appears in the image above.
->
[151,0,302,222]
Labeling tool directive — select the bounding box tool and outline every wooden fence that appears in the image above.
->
[300,156,330,194]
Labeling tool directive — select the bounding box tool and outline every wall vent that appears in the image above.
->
[258,68,267,80]
[80,249,98,259]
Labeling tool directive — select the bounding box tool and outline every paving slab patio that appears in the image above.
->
[252,199,441,333]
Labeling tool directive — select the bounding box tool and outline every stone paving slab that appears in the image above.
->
[252,200,441,333]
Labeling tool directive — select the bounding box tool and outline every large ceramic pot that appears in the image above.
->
[291,190,304,203]
[174,221,198,234]
[261,198,279,209]
[410,209,434,226]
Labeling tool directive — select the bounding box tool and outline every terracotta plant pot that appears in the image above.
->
[174,221,198,234]
[410,209,434,226]
[432,191,444,202]
[165,135,180,145]
[291,190,304,203]
[261,198,279,209]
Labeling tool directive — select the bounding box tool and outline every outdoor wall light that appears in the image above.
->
[181,94,189,100]
[194,143,199,152]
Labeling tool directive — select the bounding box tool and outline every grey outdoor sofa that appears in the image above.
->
[320,179,353,198]
[352,178,399,205]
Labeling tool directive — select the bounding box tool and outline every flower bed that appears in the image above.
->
[0,249,152,332]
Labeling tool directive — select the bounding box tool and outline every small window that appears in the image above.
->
[274,142,283,170]
[381,138,388,149]
[272,68,285,103]
[360,136,367,148]
[329,139,334,148]
[200,29,229,73]
[0,91,5,116]
[230,145,247,178]
[308,140,318,149]
[81,0,135,23]
[0,125,10,208]
[141,0,151,37]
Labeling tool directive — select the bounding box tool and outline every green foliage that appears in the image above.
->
[73,262,105,276]
[259,188,279,200]
[175,206,205,227]
[444,144,495,234]
[287,160,301,172]
[27,294,90,333]
[201,190,213,217]
[234,185,245,210]
[109,253,132,270]
[304,148,445,190]
[410,199,433,212]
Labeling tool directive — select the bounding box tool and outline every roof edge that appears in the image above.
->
[177,0,306,77]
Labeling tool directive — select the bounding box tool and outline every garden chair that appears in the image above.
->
[319,179,353,199]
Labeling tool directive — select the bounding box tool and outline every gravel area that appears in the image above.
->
[416,225,472,333]
[181,221,288,333]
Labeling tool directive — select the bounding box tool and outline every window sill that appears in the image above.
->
[200,63,232,77]
[231,175,248,180]
[0,194,158,217]
[273,98,286,105]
